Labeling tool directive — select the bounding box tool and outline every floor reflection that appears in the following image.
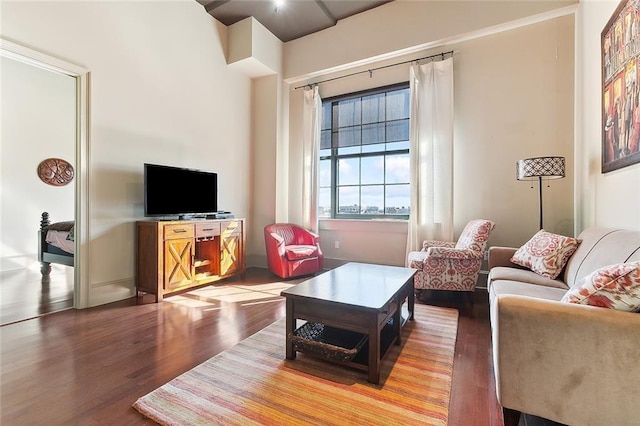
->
[1,263,73,326]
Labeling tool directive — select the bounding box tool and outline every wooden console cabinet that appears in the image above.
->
[136,218,245,302]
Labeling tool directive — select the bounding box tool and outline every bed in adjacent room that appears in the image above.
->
[39,212,74,275]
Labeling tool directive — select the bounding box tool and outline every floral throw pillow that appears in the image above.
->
[561,262,640,312]
[510,230,581,279]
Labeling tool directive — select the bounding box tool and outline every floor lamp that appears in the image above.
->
[516,156,565,230]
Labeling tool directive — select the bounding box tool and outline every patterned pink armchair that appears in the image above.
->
[407,219,495,295]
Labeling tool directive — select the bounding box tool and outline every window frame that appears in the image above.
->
[319,81,411,220]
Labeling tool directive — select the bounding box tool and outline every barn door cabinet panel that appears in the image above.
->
[136,218,245,302]
[220,220,244,277]
[164,236,194,290]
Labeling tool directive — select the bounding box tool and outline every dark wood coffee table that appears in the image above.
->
[281,262,416,384]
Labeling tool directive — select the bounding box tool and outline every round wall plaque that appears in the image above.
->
[37,158,75,186]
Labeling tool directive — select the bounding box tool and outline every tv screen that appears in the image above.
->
[144,163,218,218]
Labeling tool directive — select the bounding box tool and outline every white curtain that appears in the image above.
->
[302,86,322,233]
[406,57,454,261]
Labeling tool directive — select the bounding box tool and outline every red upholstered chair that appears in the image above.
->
[407,219,495,295]
[264,223,324,279]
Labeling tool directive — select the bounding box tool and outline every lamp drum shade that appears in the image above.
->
[516,156,565,180]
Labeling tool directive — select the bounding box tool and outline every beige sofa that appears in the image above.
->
[487,227,640,426]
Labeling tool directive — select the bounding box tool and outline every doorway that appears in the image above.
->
[0,38,90,324]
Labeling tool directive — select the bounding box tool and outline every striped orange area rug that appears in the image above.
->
[133,303,459,425]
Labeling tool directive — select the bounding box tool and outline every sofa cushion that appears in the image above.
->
[489,266,568,290]
[285,245,319,261]
[563,228,640,288]
[490,280,568,302]
[561,261,640,312]
[510,230,581,279]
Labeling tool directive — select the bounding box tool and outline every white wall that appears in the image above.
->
[576,0,640,232]
[248,75,279,265]
[1,1,252,306]
[1,56,75,270]
[285,11,576,266]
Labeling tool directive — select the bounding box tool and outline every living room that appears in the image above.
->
[2,0,638,308]
[1,0,639,424]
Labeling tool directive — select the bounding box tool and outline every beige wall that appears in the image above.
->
[1,1,252,306]
[284,8,576,266]
[283,0,577,81]
[1,56,75,270]
[576,0,640,232]
[452,16,575,246]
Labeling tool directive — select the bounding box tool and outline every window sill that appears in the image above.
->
[319,218,408,234]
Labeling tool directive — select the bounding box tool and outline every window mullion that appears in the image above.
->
[331,100,338,217]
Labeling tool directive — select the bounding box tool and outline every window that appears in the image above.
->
[318,83,410,219]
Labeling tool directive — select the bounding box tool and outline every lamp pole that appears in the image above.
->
[516,156,565,231]
[538,176,543,230]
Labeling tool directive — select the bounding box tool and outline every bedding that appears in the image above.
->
[45,230,75,254]
[39,212,74,275]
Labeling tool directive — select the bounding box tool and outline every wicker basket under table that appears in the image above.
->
[288,322,369,363]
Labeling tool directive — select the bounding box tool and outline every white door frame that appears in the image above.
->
[1,37,90,308]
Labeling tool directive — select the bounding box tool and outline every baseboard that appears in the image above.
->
[248,256,353,271]
[88,277,136,307]
[247,257,490,295]
[246,254,268,269]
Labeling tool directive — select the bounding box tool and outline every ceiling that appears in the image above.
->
[197,0,393,43]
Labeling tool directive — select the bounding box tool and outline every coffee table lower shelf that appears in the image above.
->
[288,315,404,370]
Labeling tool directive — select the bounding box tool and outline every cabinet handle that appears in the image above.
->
[173,229,187,233]
[203,228,214,232]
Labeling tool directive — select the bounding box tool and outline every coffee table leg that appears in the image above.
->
[285,298,296,360]
[368,315,380,384]
[394,298,402,346]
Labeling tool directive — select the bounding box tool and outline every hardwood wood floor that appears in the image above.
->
[0,263,74,326]
[1,267,506,425]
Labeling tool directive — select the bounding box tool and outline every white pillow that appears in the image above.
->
[561,261,640,312]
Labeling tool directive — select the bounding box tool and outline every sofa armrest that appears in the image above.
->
[488,246,520,269]
[491,295,640,426]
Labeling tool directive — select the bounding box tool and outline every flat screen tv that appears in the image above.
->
[144,163,218,218]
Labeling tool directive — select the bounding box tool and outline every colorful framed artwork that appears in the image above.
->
[602,0,640,173]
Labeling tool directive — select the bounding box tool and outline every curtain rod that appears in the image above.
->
[293,50,454,90]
